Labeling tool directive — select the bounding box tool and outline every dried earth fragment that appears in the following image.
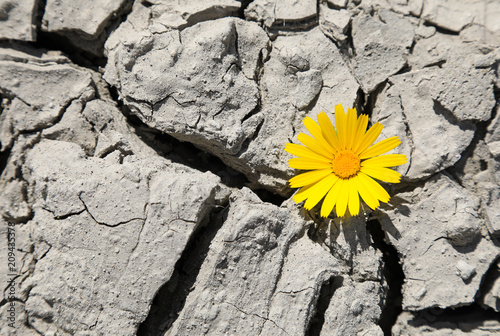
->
[145,0,241,29]
[351,9,415,93]
[250,229,343,335]
[0,0,38,41]
[452,136,500,238]
[0,139,223,335]
[310,217,384,336]
[245,0,317,28]
[356,0,423,16]
[41,0,133,55]
[105,15,361,195]
[104,17,265,156]
[375,70,478,180]
[422,0,500,37]
[320,278,384,336]
[0,50,94,151]
[319,4,351,43]
[166,188,307,335]
[380,173,499,310]
[165,191,381,336]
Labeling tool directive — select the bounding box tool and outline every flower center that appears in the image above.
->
[331,151,361,179]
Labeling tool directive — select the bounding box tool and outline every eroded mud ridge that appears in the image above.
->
[1,0,500,335]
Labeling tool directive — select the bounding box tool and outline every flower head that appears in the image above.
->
[285,104,407,217]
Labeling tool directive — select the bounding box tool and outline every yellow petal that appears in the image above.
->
[352,114,369,151]
[303,174,339,210]
[358,172,390,203]
[289,169,333,188]
[347,179,360,216]
[293,183,314,204]
[355,122,383,155]
[320,178,343,217]
[298,133,334,159]
[359,136,401,160]
[289,158,332,170]
[303,117,337,155]
[360,166,402,183]
[285,143,331,162]
[317,112,341,152]
[361,154,407,168]
[335,179,348,217]
[335,104,348,150]
[346,107,358,150]
[351,175,380,210]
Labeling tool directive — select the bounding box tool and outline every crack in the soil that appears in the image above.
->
[306,274,344,336]
[77,193,146,227]
[0,145,11,177]
[394,92,415,178]
[277,286,314,295]
[123,114,251,188]
[366,219,404,336]
[404,303,500,332]
[270,17,319,32]
[223,301,289,335]
[45,208,85,220]
[33,0,134,68]
[136,201,229,336]
[476,255,500,310]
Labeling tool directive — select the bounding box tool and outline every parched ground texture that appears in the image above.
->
[1,0,500,335]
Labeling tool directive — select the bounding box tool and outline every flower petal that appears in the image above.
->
[351,175,380,210]
[285,143,331,162]
[362,154,407,168]
[357,172,390,203]
[360,166,402,183]
[298,133,334,159]
[335,104,348,150]
[289,169,333,188]
[289,158,332,170]
[335,179,349,217]
[346,107,358,150]
[320,178,343,217]
[347,179,360,216]
[317,112,341,152]
[355,122,383,155]
[359,136,401,159]
[352,114,369,151]
[302,175,339,210]
[303,116,337,155]
[293,183,314,204]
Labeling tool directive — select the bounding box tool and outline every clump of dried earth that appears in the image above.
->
[1,0,500,335]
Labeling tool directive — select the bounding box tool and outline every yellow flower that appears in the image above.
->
[285,104,407,217]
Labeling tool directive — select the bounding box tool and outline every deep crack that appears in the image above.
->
[366,219,404,336]
[0,145,10,176]
[404,303,500,332]
[477,255,500,311]
[136,201,229,336]
[446,98,498,187]
[33,0,134,67]
[306,275,343,336]
[121,111,251,190]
